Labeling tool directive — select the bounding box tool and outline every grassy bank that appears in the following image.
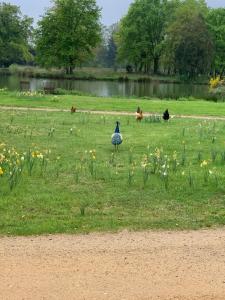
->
[1,108,225,235]
[1,65,201,83]
[0,90,225,117]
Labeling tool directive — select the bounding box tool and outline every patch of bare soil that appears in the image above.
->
[1,229,225,300]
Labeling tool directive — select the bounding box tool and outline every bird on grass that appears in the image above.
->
[163,109,170,121]
[71,106,76,113]
[111,121,123,151]
[135,106,144,122]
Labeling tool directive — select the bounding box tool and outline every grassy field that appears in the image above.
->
[0,90,225,117]
[1,106,225,236]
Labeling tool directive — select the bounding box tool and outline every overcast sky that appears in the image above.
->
[5,0,225,26]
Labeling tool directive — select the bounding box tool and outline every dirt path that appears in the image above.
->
[1,229,225,300]
[1,105,225,121]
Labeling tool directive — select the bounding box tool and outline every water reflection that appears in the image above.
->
[0,75,209,99]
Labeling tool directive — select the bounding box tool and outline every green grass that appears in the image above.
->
[1,107,225,236]
[0,90,225,117]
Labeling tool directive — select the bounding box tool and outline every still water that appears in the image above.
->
[0,75,209,99]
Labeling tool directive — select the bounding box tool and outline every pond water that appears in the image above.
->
[0,75,209,99]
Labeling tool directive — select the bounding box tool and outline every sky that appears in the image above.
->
[5,0,225,26]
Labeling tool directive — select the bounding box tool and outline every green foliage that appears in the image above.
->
[209,79,225,101]
[116,0,177,74]
[207,8,225,76]
[164,0,213,78]
[35,0,101,74]
[0,3,33,67]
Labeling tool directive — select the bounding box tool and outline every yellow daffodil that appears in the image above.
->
[0,167,4,175]
[200,160,208,167]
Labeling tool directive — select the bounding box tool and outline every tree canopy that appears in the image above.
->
[207,8,225,76]
[116,0,179,74]
[0,0,225,79]
[165,0,214,78]
[35,0,101,74]
[115,0,225,78]
[0,2,33,67]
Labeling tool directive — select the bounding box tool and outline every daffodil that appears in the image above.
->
[0,167,4,176]
[200,160,208,167]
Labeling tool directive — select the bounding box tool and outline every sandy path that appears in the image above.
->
[1,229,225,300]
[0,105,225,121]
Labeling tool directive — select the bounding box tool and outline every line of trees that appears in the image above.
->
[0,0,225,78]
[116,0,225,78]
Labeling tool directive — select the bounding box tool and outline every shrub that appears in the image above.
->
[209,77,225,101]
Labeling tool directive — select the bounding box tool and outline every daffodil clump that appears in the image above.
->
[209,76,221,89]
[18,91,44,97]
[0,87,8,93]
[209,76,225,100]
[140,147,172,188]
[0,143,50,190]
[0,143,24,190]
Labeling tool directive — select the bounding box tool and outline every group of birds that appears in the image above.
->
[111,107,170,150]
[70,104,169,150]
[135,106,170,122]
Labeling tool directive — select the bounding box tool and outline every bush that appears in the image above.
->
[209,77,225,101]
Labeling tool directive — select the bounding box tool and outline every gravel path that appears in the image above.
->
[1,105,225,121]
[1,229,225,300]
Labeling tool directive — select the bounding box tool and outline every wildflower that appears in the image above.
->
[173,151,177,160]
[0,154,5,163]
[141,162,147,168]
[0,167,4,175]
[155,148,161,159]
[209,76,221,89]
[200,160,208,167]
[32,151,37,158]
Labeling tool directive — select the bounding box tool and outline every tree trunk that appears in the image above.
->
[220,67,225,78]
[153,57,159,74]
[66,66,74,75]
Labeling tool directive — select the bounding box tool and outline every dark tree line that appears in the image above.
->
[116,0,225,78]
[0,0,225,78]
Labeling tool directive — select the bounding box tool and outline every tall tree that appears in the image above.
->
[207,8,225,76]
[116,0,178,74]
[165,0,213,78]
[105,24,118,68]
[0,2,33,67]
[36,0,101,74]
